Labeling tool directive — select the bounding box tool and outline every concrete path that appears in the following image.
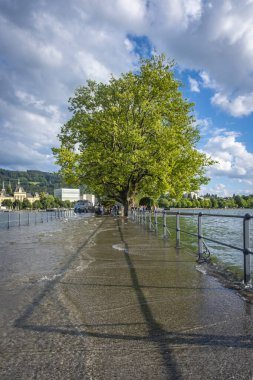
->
[1,216,253,379]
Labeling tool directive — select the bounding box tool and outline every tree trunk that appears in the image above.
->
[119,190,129,217]
[123,201,128,217]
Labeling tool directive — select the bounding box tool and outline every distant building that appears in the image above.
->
[183,192,198,200]
[0,180,40,205]
[54,188,80,202]
[13,179,27,201]
[82,193,96,206]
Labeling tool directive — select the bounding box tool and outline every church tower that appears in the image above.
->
[0,181,6,197]
[14,179,26,201]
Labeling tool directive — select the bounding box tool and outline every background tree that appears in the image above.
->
[53,55,213,216]
[33,200,42,210]
[39,193,56,209]
[233,195,246,208]
[158,197,170,209]
[6,182,13,196]
[1,199,13,209]
[55,198,65,208]
[63,200,72,208]
[0,169,64,195]
[139,197,154,209]
[22,198,32,209]
[13,199,22,210]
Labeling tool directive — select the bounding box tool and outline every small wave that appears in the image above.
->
[87,238,96,248]
[39,273,62,282]
[112,243,127,252]
[195,265,207,275]
[75,262,92,271]
[243,283,253,289]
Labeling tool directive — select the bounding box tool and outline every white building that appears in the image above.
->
[183,191,198,200]
[82,193,96,206]
[54,188,80,202]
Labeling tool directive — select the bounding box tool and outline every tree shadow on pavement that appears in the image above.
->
[14,218,253,380]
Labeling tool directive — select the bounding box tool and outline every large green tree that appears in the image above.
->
[53,55,213,216]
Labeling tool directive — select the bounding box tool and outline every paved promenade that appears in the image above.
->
[1,216,253,379]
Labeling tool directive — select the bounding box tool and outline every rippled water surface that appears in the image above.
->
[1,209,252,275]
[0,213,97,283]
[165,208,253,270]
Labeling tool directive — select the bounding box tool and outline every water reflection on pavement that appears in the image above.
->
[0,216,253,379]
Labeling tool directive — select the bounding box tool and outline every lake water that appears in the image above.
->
[0,210,73,229]
[161,208,253,271]
[0,212,96,284]
[1,208,252,273]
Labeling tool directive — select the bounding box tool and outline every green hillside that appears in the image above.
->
[0,169,65,194]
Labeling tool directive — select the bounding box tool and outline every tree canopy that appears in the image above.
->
[53,55,213,215]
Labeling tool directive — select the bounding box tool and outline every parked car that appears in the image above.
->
[74,200,93,213]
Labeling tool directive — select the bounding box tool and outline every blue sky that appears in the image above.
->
[0,0,253,196]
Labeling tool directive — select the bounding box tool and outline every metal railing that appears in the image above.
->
[0,209,75,230]
[131,209,253,284]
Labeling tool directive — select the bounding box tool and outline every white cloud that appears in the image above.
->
[203,131,253,180]
[146,1,253,115]
[194,117,212,136]
[124,38,134,52]
[238,178,253,185]
[147,0,202,32]
[201,183,232,197]
[199,71,218,90]
[74,51,111,83]
[211,92,253,117]
[0,139,56,171]
[2,0,253,173]
[15,91,61,119]
[36,44,63,67]
[189,76,200,92]
[0,96,61,171]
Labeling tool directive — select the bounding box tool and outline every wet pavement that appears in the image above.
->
[0,216,253,379]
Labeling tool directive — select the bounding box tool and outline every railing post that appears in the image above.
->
[19,212,21,227]
[243,213,251,284]
[176,212,180,248]
[149,210,152,231]
[8,212,10,229]
[163,210,166,239]
[198,212,203,262]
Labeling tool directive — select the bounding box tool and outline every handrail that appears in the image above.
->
[131,209,252,284]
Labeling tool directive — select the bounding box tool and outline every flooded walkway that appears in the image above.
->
[1,216,253,379]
